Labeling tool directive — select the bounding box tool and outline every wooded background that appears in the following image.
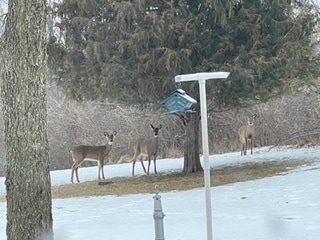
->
[0,83,319,177]
[1,0,320,176]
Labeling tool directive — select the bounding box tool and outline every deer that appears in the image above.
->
[131,124,162,176]
[238,115,256,156]
[70,131,117,183]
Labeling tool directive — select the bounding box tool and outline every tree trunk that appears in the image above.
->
[0,0,53,239]
[182,112,203,174]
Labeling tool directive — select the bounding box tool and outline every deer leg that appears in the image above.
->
[101,165,105,180]
[97,162,101,180]
[75,167,80,183]
[132,159,136,176]
[147,156,152,175]
[140,156,147,174]
[240,137,246,156]
[71,168,74,183]
[71,162,80,183]
[98,160,105,180]
[240,138,245,156]
[250,139,253,155]
[153,156,157,174]
[241,144,245,156]
[71,163,75,183]
[244,139,247,155]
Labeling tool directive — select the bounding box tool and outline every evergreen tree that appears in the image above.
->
[49,0,320,173]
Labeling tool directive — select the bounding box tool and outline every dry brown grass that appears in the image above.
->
[0,160,312,202]
[51,160,311,199]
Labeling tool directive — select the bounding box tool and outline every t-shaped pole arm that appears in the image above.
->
[175,72,230,83]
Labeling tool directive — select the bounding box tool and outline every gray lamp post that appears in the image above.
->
[174,72,230,240]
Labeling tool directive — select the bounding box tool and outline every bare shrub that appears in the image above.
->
[117,155,132,164]
[207,93,320,154]
[165,147,184,159]
[1,84,320,176]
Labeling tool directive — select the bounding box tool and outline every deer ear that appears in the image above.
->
[104,132,108,136]
[159,124,162,129]
[150,124,154,129]
[113,131,117,136]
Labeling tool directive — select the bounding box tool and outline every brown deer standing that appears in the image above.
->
[131,124,162,176]
[70,131,117,183]
[238,115,256,156]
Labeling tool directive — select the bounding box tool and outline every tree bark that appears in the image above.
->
[182,112,203,174]
[0,0,53,239]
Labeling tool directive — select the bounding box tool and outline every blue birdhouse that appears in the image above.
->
[161,89,197,114]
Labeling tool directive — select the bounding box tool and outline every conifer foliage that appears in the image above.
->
[49,0,320,106]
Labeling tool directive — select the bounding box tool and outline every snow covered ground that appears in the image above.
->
[0,146,319,240]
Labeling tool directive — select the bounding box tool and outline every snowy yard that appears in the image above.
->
[0,146,319,240]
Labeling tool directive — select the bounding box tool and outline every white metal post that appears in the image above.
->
[174,72,230,240]
[199,77,213,240]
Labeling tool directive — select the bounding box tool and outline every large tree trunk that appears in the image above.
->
[1,0,53,239]
[182,112,203,174]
